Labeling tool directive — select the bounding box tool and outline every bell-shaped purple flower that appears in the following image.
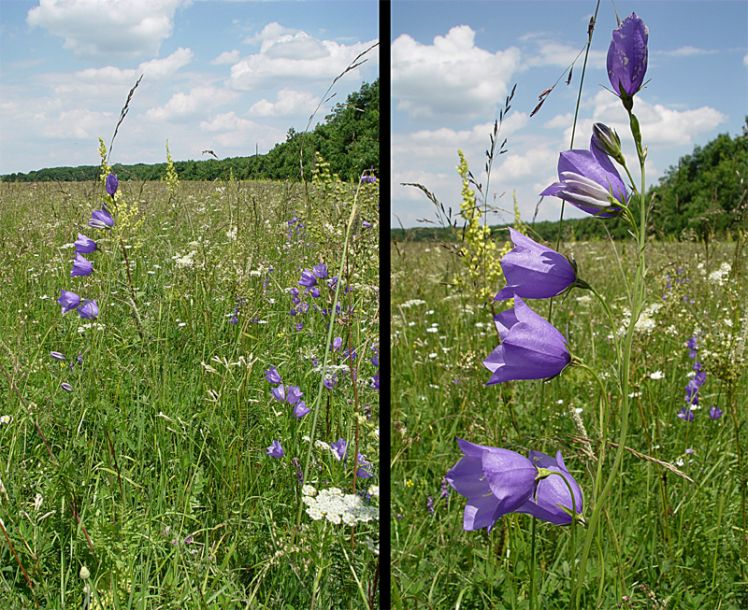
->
[709,406,723,420]
[541,147,628,217]
[332,336,343,351]
[330,438,347,461]
[356,453,373,479]
[293,401,310,418]
[494,229,578,300]
[446,439,538,531]
[264,366,282,385]
[299,270,317,288]
[286,385,303,406]
[515,451,583,526]
[78,299,99,320]
[484,296,571,385]
[677,407,694,422]
[50,351,66,361]
[607,13,648,99]
[74,234,97,254]
[89,207,114,229]
[58,289,81,314]
[266,440,284,458]
[106,173,119,196]
[71,253,94,277]
[271,385,286,402]
[313,263,328,279]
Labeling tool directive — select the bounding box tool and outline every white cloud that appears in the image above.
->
[249,88,318,117]
[211,50,240,65]
[199,112,284,149]
[744,52,748,67]
[229,23,376,90]
[146,86,238,121]
[663,46,716,58]
[525,40,605,69]
[392,26,521,119]
[27,0,190,59]
[74,48,193,85]
[565,91,727,147]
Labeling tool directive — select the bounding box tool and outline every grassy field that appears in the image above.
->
[0,176,380,608]
[391,237,747,609]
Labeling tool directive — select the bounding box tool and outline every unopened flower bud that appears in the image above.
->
[592,123,625,166]
[79,565,90,580]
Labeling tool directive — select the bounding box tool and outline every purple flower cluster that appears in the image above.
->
[679,336,714,422]
[265,366,309,418]
[447,439,583,530]
[286,216,304,241]
[329,438,373,479]
[57,173,118,320]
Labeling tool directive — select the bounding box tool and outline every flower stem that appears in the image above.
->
[529,517,537,610]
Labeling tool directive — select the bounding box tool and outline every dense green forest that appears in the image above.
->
[393,120,748,241]
[2,80,378,184]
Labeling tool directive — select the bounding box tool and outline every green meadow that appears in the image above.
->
[391,237,747,609]
[0,175,380,608]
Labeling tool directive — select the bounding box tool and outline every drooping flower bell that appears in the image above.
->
[106,173,119,197]
[541,144,628,217]
[483,296,571,385]
[267,440,284,458]
[515,451,584,526]
[264,366,282,385]
[58,289,81,314]
[607,13,649,104]
[71,253,94,277]
[74,233,97,254]
[77,299,99,320]
[446,439,538,531]
[591,122,625,166]
[89,207,114,230]
[494,228,579,300]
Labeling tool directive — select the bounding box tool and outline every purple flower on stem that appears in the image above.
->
[709,406,723,420]
[71,253,94,277]
[265,366,282,385]
[541,145,628,217]
[677,407,695,422]
[370,369,380,391]
[50,351,66,361]
[267,440,284,458]
[426,496,435,515]
[515,451,583,526]
[78,300,99,320]
[494,229,579,300]
[323,376,337,390]
[332,336,343,351]
[74,234,97,254]
[105,173,119,196]
[356,453,373,479]
[607,13,648,100]
[313,263,328,279]
[483,296,571,385]
[293,401,310,419]
[299,270,317,288]
[327,276,338,290]
[687,336,698,359]
[446,439,537,531]
[58,290,81,314]
[330,438,347,461]
[440,477,450,499]
[286,385,303,406]
[271,385,286,402]
[361,174,377,184]
[89,207,114,229]
[60,382,73,392]
[309,287,321,299]
[295,322,304,332]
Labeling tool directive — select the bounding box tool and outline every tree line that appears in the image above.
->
[2,80,379,184]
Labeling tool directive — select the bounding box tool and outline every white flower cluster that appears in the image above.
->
[708,262,731,286]
[399,299,426,309]
[617,302,663,336]
[302,486,378,526]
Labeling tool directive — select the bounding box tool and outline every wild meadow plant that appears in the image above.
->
[393,8,745,608]
[0,60,379,606]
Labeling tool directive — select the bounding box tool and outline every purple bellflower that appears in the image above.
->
[607,13,648,101]
[265,366,282,385]
[74,234,97,254]
[515,451,583,526]
[89,207,114,229]
[483,296,571,385]
[330,438,347,461]
[105,173,119,196]
[541,142,628,217]
[678,407,695,422]
[50,351,66,361]
[267,440,284,458]
[332,336,343,351]
[78,300,99,320]
[58,289,81,314]
[356,453,373,479]
[71,253,94,277]
[709,406,723,420]
[286,385,303,406]
[271,385,286,402]
[313,263,328,279]
[299,270,317,288]
[494,229,580,300]
[293,401,310,418]
[446,439,538,531]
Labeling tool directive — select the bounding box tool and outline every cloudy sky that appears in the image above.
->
[0,0,378,175]
[391,0,748,227]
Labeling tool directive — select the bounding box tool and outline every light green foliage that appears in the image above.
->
[164,140,179,200]
[0,179,379,608]
[391,238,747,609]
[454,150,505,304]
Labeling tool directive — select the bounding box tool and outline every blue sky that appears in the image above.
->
[391,0,748,227]
[0,0,378,174]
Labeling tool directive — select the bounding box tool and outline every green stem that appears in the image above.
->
[529,517,537,610]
